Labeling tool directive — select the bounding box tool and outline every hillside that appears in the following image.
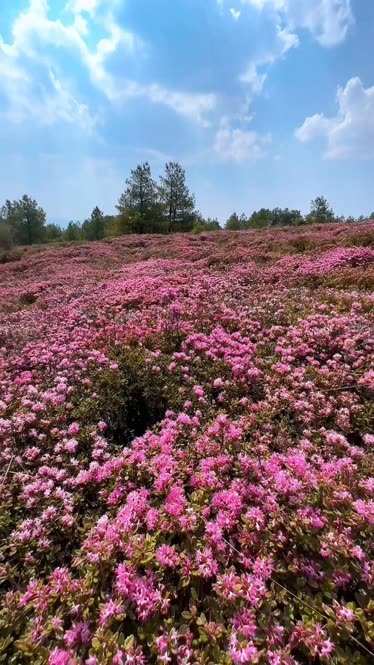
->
[0,223,373,664]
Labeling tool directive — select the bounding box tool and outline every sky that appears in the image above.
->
[0,0,373,225]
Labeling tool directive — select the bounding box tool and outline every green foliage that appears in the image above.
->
[101,215,118,237]
[64,221,82,242]
[270,207,305,227]
[307,195,335,224]
[247,208,273,228]
[225,208,305,231]
[82,207,106,241]
[225,212,246,231]
[159,161,196,233]
[44,223,63,243]
[0,180,367,249]
[117,163,162,234]
[0,222,14,250]
[0,195,46,245]
[72,345,182,444]
[116,161,197,235]
[192,213,221,234]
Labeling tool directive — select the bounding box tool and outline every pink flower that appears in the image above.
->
[232,609,257,640]
[353,500,374,525]
[99,599,124,627]
[49,649,74,665]
[64,438,78,453]
[64,622,91,647]
[164,486,186,518]
[363,433,374,447]
[333,602,355,624]
[155,545,179,567]
[67,422,80,435]
[195,547,218,579]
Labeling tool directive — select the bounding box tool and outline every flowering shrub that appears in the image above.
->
[0,223,373,664]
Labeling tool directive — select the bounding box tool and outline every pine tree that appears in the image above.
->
[308,196,335,224]
[82,207,105,241]
[64,222,82,242]
[225,212,242,230]
[159,162,195,233]
[117,163,159,234]
[247,208,273,229]
[0,195,46,245]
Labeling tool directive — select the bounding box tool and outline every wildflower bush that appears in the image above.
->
[0,223,373,664]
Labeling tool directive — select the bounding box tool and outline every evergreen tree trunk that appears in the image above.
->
[172,207,177,233]
[169,184,173,233]
[27,215,32,245]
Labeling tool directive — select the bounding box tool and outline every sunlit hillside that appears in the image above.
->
[0,223,373,664]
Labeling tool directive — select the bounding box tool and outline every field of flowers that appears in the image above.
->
[0,222,373,664]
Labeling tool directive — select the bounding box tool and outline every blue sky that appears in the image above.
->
[0,0,373,225]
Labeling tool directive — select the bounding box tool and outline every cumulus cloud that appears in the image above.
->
[214,117,271,161]
[295,77,374,159]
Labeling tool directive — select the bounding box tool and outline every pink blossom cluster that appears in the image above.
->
[0,223,373,663]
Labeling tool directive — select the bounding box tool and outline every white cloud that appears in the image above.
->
[0,0,138,129]
[123,82,217,126]
[240,24,298,101]
[0,22,97,132]
[66,0,101,14]
[45,71,98,132]
[146,86,217,126]
[4,0,141,96]
[214,117,271,161]
[240,62,267,94]
[234,1,348,133]
[241,0,353,46]
[230,8,241,20]
[277,24,299,52]
[238,1,350,102]
[289,0,353,46]
[240,0,285,9]
[0,56,97,133]
[295,77,374,159]
[295,114,330,142]
[8,2,88,58]
[0,55,26,83]
[66,0,122,17]
[0,1,216,130]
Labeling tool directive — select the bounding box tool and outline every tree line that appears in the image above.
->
[0,161,373,249]
[225,197,372,230]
